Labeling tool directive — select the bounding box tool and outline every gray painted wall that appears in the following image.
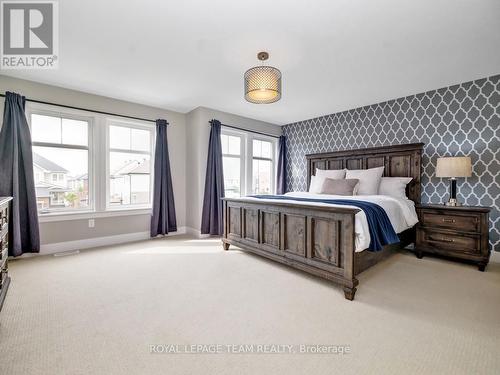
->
[283,75,499,251]
[0,75,187,245]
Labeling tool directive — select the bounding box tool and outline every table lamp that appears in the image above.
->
[435,156,472,206]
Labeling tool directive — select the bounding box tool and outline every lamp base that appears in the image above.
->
[444,178,461,206]
[444,198,461,207]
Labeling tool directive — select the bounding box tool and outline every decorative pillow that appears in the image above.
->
[309,169,346,194]
[308,175,323,193]
[320,178,360,196]
[379,177,412,199]
[345,166,384,195]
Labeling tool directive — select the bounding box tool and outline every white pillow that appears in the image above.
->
[379,177,412,199]
[345,166,384,195]
[308,175,323,193]
[315,168,346,180]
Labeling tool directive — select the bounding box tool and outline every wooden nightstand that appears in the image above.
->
[0,197,12,313]
[415,204,491,271]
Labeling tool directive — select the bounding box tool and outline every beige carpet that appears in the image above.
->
[1,235,499,375]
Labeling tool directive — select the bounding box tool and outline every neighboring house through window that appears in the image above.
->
[31,112,90,214]
[27,103,155,217]
[108,121,154,208]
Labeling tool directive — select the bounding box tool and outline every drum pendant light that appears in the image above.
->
[244,52,282,104]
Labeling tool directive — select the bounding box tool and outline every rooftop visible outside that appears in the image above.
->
[31,114,153,213]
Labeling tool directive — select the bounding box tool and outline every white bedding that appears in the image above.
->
[240,192,419,252]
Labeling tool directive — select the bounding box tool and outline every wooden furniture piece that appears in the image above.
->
[222,143,423,300]
[0,197,12,312]
[415,204,491,271]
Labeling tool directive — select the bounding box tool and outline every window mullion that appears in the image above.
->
[32,142,88,151]
[245,134,251,196]
[252,156,272,162]
[109,148,150,155]
[94,116,104,213]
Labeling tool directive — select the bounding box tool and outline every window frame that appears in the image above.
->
[105,118,156,211]
[220,127,277,197]
[26,102,156,222]
[250,137,276,195]
[27,103,95,216]
[220,129,245,198]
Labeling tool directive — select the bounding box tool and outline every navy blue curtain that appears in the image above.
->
[276,135,287,195]
[201,119,225,235]
[0,92,40,256]
[150,119,177,236]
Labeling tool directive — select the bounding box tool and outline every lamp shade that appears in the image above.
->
[436,157,472,178]
[244,66,282,104]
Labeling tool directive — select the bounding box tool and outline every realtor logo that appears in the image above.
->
[1,0,58,69]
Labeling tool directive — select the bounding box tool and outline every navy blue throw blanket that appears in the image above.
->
[251,195,400,251]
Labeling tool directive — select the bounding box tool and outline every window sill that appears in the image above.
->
[38,208,152,223]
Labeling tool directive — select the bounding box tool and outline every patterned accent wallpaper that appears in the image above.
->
[283,75,500,251]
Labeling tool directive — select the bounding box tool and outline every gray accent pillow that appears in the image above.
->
[320,178,360,196]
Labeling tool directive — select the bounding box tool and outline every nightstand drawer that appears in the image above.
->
[419,228,480,255]
[0,235,6,262]
[0,197,11,313]
[0,268,6,287]
[421,211,479,233]
[0,205,8,232]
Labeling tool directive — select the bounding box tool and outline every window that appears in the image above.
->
[221,129,276,197]
[108,122,154,208]
[28,103,156,218]
[31,113,91,214]
[252,139,273,194]
[221,133,243,198]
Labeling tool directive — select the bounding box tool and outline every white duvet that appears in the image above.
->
[240,192,419,252]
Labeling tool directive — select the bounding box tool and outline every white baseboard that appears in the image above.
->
[185,226,212,238]
[34,226,187,256]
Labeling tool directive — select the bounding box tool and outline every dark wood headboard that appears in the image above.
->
[306,143,424,203]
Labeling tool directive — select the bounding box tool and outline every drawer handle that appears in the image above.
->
[429,236,454,243]
[442,218,456,223]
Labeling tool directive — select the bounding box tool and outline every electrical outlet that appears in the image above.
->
[88,219,95,228]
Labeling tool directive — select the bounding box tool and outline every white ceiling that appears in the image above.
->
[3,0,500,125]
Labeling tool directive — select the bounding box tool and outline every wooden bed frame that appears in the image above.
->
[222,143,424,300]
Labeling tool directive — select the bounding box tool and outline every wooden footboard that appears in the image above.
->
[222,198,360,300]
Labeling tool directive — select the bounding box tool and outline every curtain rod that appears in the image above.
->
[0,93,157,123]
[220,123,280,139]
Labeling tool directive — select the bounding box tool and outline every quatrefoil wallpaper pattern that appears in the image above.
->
[283,75,499,251]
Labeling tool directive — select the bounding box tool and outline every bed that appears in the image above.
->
[221,143,424,300]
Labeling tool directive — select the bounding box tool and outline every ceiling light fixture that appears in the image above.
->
[244,51,281,104]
